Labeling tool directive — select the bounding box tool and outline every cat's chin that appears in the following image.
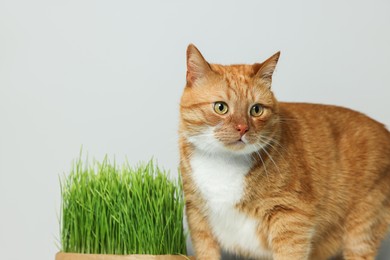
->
[214,140,260,156]
[225,145,258,155]
[221,137,259,153]
[192,142,255,157]
[226,140,247,150]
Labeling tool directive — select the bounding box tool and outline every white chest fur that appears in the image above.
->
[190,151,271,258]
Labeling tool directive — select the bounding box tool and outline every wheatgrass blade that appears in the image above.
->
[60,155,187,255]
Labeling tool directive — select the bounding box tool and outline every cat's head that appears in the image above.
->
[180,44,281,156]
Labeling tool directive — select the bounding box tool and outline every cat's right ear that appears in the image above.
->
[254,51,280,87]
[186,44,212,86]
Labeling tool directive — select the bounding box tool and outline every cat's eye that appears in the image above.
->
[250,104,264,117]
[214,102,229,115]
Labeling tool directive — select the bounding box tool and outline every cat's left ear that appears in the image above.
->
[254,51,280,84]
[186,44,212,86]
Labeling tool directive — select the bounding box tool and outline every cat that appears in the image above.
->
[178,44,390,260]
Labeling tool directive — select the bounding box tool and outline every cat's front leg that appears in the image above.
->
[270,227,313,260]
[186,199,221,260]
[267,206,314,260]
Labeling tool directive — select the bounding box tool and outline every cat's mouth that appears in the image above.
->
[227,138,247,148]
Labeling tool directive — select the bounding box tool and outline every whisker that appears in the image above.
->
[259,138,288,168]
[258,135,288,157]
[251,144,269,183]
[257,143,282,177]
[258,133,288,154]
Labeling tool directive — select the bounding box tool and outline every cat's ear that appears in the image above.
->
[186,44,212,86]
[254,51,280,84]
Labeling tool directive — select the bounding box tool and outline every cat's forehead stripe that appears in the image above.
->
[224,72,251,85]
[224,78,239,96]
[180,102,211,110]
[224,75,256,103]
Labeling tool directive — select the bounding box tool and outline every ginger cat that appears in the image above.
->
[178,44,390,260]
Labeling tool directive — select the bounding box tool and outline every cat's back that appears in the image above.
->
[279,102,390,141]
[278,102,390,181]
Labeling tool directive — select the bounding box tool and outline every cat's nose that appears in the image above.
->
[236,124,249,136]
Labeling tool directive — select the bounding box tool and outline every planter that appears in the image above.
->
[56,252,194,260]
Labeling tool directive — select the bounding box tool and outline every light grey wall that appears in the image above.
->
[0,0,389,259]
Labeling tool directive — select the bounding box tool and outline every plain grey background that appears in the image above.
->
[1,0,389,259]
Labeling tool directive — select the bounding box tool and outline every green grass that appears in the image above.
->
[60,155,187,255]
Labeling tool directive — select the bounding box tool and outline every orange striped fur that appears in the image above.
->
[179,44,390,260]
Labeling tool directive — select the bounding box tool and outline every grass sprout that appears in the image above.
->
[60,155,187,255]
